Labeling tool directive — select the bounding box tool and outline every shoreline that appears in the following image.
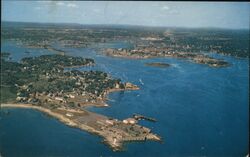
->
[0,103,113,148]
[1,90,161,152]
[1,104,78,127]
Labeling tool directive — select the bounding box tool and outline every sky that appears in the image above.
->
[2,1,250,29]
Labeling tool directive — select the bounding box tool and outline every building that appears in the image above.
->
[122,118,137,124]
[105,119,115,125]
[66,113,73,117]
[68,94,75,98]
[115,83,120,89]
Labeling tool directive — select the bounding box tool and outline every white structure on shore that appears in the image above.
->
[66,113,73,117]
[122,118,137,124]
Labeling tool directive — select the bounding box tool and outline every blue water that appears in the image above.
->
[1,40,53,62]
[0,41,249,157]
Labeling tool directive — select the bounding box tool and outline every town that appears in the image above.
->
[2,22,249,58]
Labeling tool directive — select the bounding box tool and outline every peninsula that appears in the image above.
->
[1,54,161,151]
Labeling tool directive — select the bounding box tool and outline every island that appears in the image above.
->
[0,54,161,151]
[104,48,229,67]
[145,62,170,68]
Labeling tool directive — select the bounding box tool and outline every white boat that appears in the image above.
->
[139,79,144,85]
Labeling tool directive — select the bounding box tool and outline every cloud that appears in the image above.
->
[56,2,65,6]
[34,6,42,10]
[93,9,101,13]
[66,3,78,8]
[162,6,170,11]
[169,9,180,15]
[37,1,51,4]
[37,1,78,8]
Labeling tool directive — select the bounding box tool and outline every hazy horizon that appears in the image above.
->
[3,20,250,31]
[2,1,250,29]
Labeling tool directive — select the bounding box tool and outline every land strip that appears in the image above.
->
[1,103,161,151]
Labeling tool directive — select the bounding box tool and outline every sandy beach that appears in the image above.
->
[1,103,105,140]
[1,104,77,127]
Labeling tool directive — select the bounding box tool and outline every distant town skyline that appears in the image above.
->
[2,1,250,29]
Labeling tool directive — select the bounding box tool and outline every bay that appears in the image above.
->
[0,41,249,157]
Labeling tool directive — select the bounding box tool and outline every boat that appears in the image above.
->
[139,79,144,85]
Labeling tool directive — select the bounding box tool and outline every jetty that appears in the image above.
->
[133,114,157,122]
